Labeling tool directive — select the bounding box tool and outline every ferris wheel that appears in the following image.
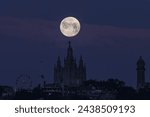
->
[16,74,32,91]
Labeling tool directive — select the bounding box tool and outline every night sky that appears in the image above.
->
[0,0,150,87]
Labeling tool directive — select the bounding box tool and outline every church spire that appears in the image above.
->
[69,41,71,48]
[67,41,73,60]
[57,56,61,68]
[79,56,84,68]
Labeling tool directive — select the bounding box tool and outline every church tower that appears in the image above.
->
[54,42,86,87]
[136,56,145,89]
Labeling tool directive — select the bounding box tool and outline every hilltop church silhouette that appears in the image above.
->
[54,42,86,87]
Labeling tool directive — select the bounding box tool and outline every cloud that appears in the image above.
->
[0,16,58,42]
[0,16,150,49]
[77,24,150,49]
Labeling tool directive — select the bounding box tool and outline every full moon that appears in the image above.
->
[60,17,80,37]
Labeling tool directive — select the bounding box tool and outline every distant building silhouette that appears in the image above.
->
[136,56,145,89]
[54,42,86,87]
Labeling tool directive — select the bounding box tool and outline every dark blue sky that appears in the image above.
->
[0,0,150,87]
